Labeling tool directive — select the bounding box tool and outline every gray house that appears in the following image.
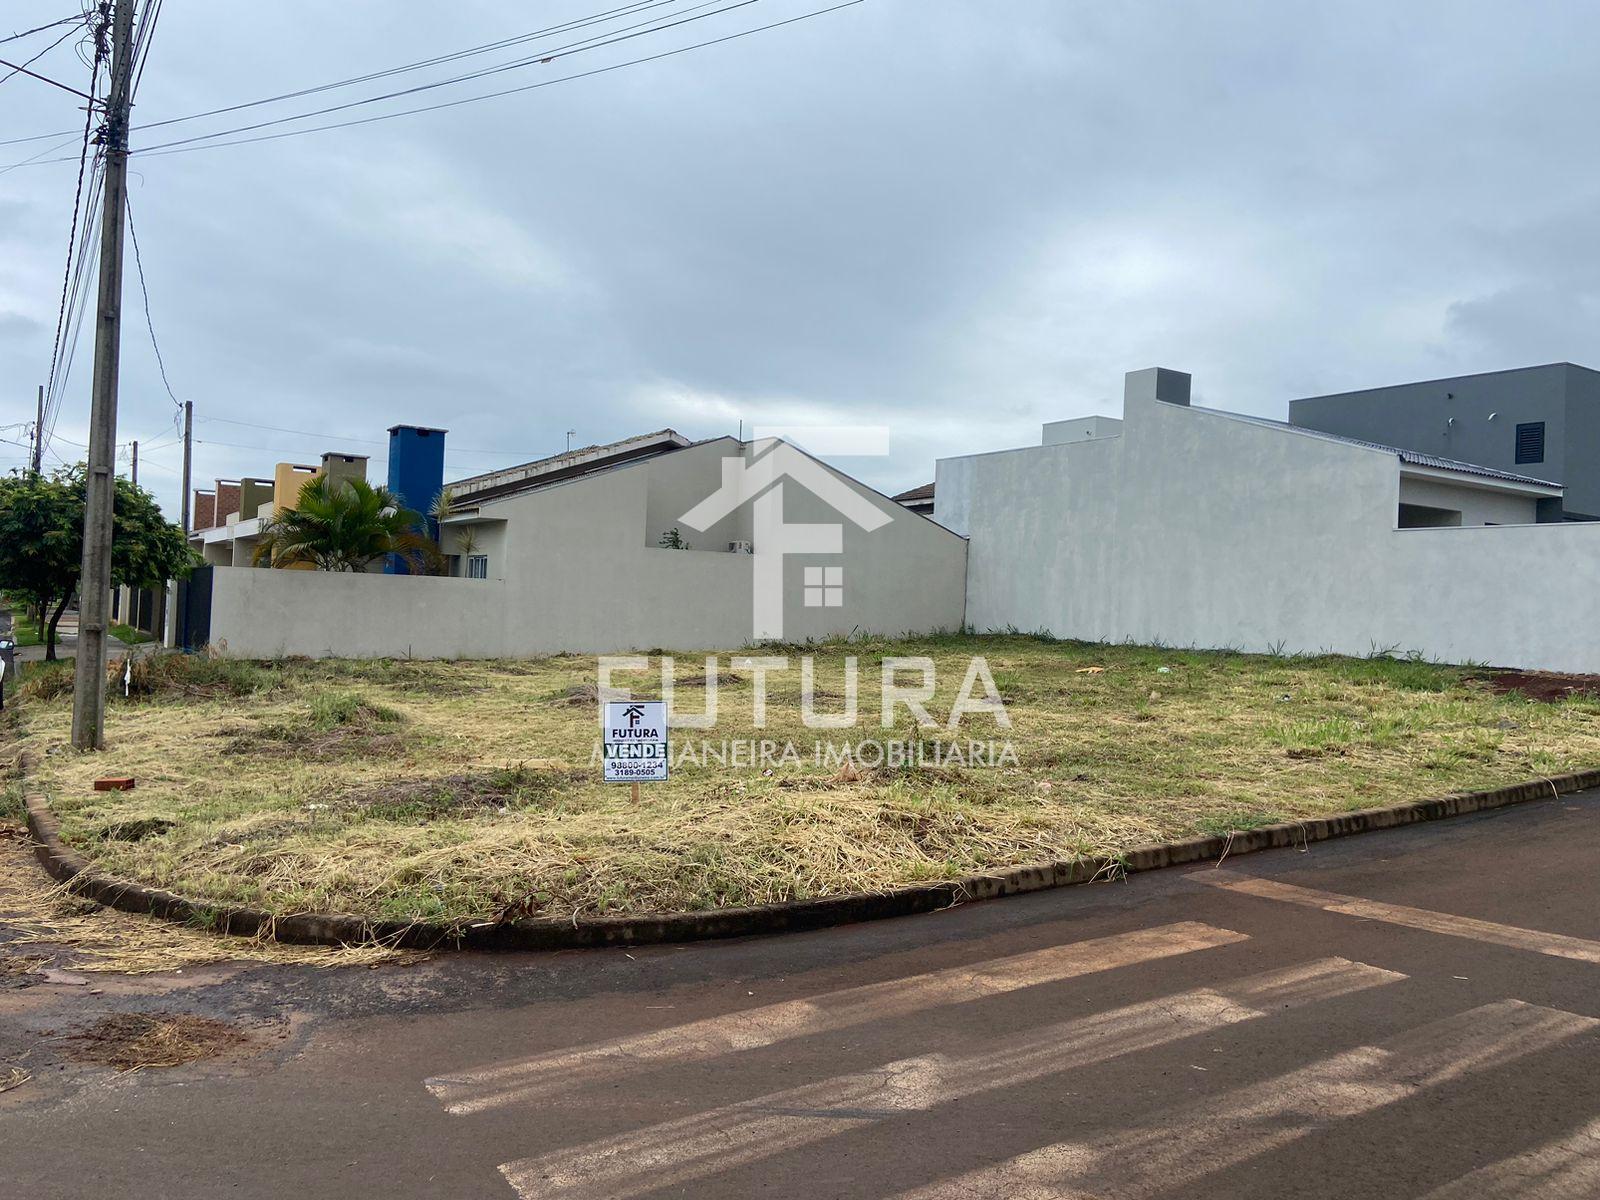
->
[1289,363,1600,520]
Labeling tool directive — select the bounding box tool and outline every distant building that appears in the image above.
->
[937,367,1600,673]
[1290,363,1600,520]
[892,482,935,516]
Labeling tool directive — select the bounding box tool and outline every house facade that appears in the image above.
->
[194,432,969,658]
[937,367,1600,672]
[1289,363,1600,520]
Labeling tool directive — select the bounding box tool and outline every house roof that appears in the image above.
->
[447,429,695,506]
[893,482,935,503]
[1203,409,1563,490]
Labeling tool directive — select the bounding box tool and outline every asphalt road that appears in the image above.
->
[4,789,1600,1199]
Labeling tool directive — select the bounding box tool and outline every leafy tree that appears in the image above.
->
[0,467,195,660]
[254,475,439,573]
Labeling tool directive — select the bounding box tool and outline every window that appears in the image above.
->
[1515,421,1545,465]
[804,566,844,607]
[466,555,489,580]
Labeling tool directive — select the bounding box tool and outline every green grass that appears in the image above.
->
[6,614,42,648]
[109,623,154,645]
[10,635,1600,922]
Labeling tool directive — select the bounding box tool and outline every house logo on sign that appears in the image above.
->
[602,699,669,783]
[678,436,894,640]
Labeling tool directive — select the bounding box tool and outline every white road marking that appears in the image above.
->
[496,957,1401,1200]
[1199,872,1600,963]
[428,920,1247,1115]
[1419,1116,1600,1200]
[891,999,1599,1199]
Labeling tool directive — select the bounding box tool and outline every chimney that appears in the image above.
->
[1124,367,1191,408]
[192,489,216,531]
[214,480,242,524]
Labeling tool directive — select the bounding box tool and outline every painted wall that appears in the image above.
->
[1397,476,1541,526]
[940,368,1600,672]
[1289,363,1600,518]
[208,438,968,658]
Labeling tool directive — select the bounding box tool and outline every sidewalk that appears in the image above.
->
[0,606,138,665]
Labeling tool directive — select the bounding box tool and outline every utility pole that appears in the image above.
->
[71,0,135,752]
[179,400,192,533]
[31,385,43,474]
[130,439,137,486]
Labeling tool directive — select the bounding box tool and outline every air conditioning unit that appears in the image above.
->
[728,540,753,554]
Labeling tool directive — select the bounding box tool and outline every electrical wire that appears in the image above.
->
[131,0,762,155]
[125,191,183,418]
[0,0,683,146]
[1,14,87,46]
[41,55,102,452]
[138,0,684,132]
[132,1,864,160]
[0,21,84,91]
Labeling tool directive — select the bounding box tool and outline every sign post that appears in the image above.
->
[602,700,669,800]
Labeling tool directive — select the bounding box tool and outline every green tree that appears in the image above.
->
[254,476,438,573]
[0,467,195,660]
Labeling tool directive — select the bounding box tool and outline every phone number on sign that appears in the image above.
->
[606,762,668,780]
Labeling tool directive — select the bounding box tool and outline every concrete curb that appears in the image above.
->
[21,764,1600,951]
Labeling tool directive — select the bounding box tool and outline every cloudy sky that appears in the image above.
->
[2,1,1598,520]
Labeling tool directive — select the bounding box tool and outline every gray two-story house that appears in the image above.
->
[1289,362,1600,520]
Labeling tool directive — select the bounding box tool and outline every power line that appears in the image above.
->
[130,0,761,155]
[132,1,864,160]
[129,0,160,99]
[0,0,685,146]
[138,0,684,132]
[194,414,559,458]
[1,14,88,46]
[0,21,84,91]
[125,191,183,416]
[41,43,103,453]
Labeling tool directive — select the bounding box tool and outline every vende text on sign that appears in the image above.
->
[602,700,669,783]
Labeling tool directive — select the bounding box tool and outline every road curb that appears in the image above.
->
[21,763,1600,951]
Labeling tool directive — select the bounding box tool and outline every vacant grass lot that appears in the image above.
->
[11,635,1600,923]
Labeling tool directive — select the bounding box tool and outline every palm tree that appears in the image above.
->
[253,476,436,573]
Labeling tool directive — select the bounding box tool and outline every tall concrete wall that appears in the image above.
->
[209,438,968,658]
[940,369,1600,672]
[1289,363,1600,518]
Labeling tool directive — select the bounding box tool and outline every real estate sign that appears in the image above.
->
[602,700,669,783]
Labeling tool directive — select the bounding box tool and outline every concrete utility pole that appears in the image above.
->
[179,399,192,533]
[71,0,136,751]
[31,385,43,474]
[130,439,137,486]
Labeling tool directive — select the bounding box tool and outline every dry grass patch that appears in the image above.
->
[8,636,1600,924]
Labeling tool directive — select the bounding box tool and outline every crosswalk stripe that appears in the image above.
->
[1199,872,1600,964]
[1419,1116,1600,1200]
[428,920,1248,1115]
[495,957,1402,1200]
[890,999,1599,1199]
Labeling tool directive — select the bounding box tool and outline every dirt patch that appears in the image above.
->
[1483,670,1600,703]
[56,1011,250,1071]
[338,764,576,822]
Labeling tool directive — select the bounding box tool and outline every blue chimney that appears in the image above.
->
[385,425,448,574]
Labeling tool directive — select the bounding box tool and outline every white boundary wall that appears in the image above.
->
[205,440,968,659]
[937,368,1600,672]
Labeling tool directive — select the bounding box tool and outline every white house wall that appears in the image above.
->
[940,368,1600,672]
[206,437,968,658]
[1397,475,1541,526]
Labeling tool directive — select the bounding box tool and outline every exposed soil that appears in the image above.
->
[1483,670,1600,703]
[337,764,576,822]
[56,1011,250,1071]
